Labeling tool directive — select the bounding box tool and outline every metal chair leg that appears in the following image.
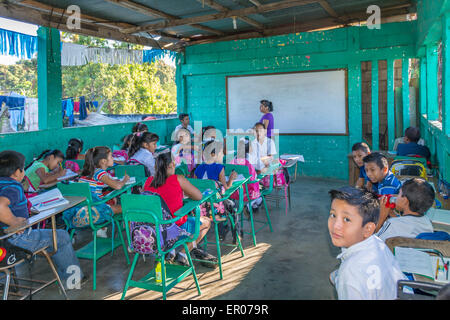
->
[2,269,11,300]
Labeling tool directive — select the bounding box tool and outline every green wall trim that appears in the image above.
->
[402,58,411,130]
[387,58,395,150]
[371,61,380,151]
[426,44,439,121]
[179,21,417,179]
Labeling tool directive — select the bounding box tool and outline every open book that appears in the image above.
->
[57,169,78,181]
[394,247,449,283]
[226,174,246,183]
[29,188,69,213]
[280,154,305,162]
[111,176,136,185]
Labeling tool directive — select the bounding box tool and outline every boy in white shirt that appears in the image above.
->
[376,178,434,241]
[250,122,277,172]
[174,113,194,135]
[328,186,407,299]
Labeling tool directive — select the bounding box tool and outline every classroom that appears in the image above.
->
[0,0,449,302]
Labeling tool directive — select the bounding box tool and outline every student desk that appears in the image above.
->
[0,196,85,300]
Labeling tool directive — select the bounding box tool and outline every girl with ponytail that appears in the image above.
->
[126,131,159,177]
[24,149,66,192]
[142,149,217,267]
[66,138,85,160]
[63,146,130,230]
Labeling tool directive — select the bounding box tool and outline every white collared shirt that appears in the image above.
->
[130,148,155,176]
[175,124,194,135]
[376,215,433,241]
[250,137,277,170]
[335,235,407,300]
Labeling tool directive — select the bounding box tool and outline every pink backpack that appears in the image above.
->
[64,160,80,173]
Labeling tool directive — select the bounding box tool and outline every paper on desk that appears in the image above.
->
[226,174,246,183]
[280,154,304,162]
[29,188,69,212]
[426,208,450,226]
[57,169,78,181]
[113,156,126,162]
[394,247,434,279]
[112,176,136,185]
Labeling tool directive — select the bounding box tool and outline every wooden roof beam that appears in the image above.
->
[197,0,264,30]
[122,0,317,34]
[105,0,224,35]
[0,2,170,48]
[176,3,413,48]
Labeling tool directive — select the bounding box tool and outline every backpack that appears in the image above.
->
[129,191,191,255]
[261,160,290,188]
[0,230,33,268]
[64,160,81,173]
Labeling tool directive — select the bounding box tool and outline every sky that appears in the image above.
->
[0,17,175,66]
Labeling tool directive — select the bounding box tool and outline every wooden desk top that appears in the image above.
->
[1,196,86,239]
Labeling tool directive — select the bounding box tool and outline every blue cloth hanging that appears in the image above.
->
[0,28,38,59]
[142,49,176,64]
[79,96,87,120]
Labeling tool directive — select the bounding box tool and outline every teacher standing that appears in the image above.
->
[259,100,274,139]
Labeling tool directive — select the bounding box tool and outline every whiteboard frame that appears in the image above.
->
[226,68,349,136]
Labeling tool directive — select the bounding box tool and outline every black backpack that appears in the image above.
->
[0,230,33,268]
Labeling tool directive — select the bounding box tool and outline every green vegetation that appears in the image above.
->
[0,33,177,114]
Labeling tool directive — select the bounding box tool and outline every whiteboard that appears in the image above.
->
[226,69,348,134]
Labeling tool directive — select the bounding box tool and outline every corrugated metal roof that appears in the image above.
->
[5,0,415,48]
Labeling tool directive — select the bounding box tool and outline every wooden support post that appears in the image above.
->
[419,56,427,117]
[371,61,379,150]
[386,58,395,150]
[402,58,410,130]
[37,27,62,131]
[426,44,439,121]
[348,63,362,148]
[443,13,450,135]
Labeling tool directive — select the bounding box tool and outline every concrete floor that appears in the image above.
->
[2,176,346,300]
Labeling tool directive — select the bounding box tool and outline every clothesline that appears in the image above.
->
[0,28,176,65]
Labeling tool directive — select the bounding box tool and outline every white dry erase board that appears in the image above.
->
[226,69,348,135]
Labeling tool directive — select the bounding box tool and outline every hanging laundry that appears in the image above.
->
[143,49,177,64]
[60,42,88,66]
[79,96,88,120]
[74,101,80,113]
[0,28,37,59]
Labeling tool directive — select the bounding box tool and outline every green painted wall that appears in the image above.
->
[178,22,416,180]
[417,0,450,182]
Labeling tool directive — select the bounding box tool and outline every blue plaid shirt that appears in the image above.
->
[372,171,401,195]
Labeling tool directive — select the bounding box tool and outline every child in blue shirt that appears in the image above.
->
[0,150,85,289]
[397,127,431,159]
[351,142,371,189]
[363,152,401,196]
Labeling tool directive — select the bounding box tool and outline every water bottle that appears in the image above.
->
[155,258,164,283]
[386,196,397,209]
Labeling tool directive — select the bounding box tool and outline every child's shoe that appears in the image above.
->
[96,227,108,238]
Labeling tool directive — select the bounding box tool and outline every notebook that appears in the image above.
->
[426,208,450,226]
[280,154,305,162]
[226,174,246,183]
[111,176,136,185]
[394,247,450,283]
[29,188,69,213]
[57,169,78,181]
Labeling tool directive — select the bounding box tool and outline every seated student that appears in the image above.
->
[363,152,401,196]
[132,122,148,134]
[63,147,129,236]
[171,128,199,173]
[0,150,85,289]
[393,126,425,151]
[328,186,407,299]
[143,149,216,267]
[24,149,66,192]
[250,122,277,173]
[65,138,85,173]
[127,132,159,177]
[194,140,238,223]
[175,113,194,135]
[202,125,217,142]
[230,137,261,208]
[375,178,434,241]
[66,138,85,160]
[396,127,431,159]
[351,142,371,189]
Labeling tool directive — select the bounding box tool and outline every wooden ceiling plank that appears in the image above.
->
[196,0,264,30]
[122,0,318,34]
[104,0,224,35]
